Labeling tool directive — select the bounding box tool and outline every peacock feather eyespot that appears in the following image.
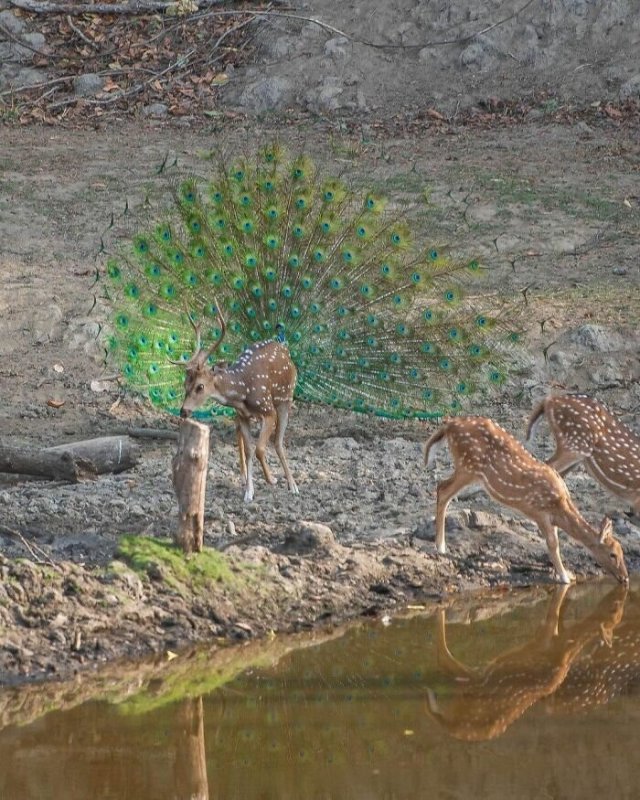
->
[396,323,410,336]
[489,369,505,384]
[380,262,394,278]
[476,315,489,327]
[170,249,185,266]
[292,331,302,342]
[148,387,162,403]
[192,244,206,259]
[335,346,347,358]
[157,225,172,243]
[449,399,462,412]
[208,271,223,286]
[143,302,158,317]
[379,370,391,382]
[241,219,255,234]
[443,288,460,304]
[133,236,150,255]
[294,195,308,210]
[146,263,162,278]
[367,336,377,347]
[508,331,520,343]
[210,189,224,204]
[288,255,300,268]
[428,249,438,261]
[168,332,180,345]
[125,283,140,299]
[366,314,378,326]
[448,327,462,341]
[250,329,260,341]
[290,306,301,319]
[391,294,405,306]
[308,344,320,355]
[127,346,138,359]
[358,357,370,368]
[264,267,277,282]
[282,286,293,298]
[323,189,335,202]
[302,276,314,290]
[230,321,242,334]
[439,357,452,371]
[162,283,176,299]
[408,368,420,380]
[188,217,201,234]
[467,258,480,272]
[267,298,278,312]
[320,220,333,234]
[212,215,226,230]
[262,180,276,193]
[251,284,263,298]
[262,320,273,332]
[265,205,279,219]
[265,234,280,250]
[389,352,402,365]
[360,284,374,298]
[338,329,349,341]
[341,249,355,264]
[222,242,235,257]
[123,364,135,378]
[229,299,242,313]
[293,225,305,239]
[313,248,327,263]
[245,253,258,268]
[232,275,245,290]
[239,193,252,207]
[411,271,422,284]
[106,260,121,279]
[148,363,159,376]
[232,168,245,182]
[330,277,343,290]
[184,272,198,287]
[309,303,321,315]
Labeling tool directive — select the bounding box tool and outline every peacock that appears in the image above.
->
[100,143,522,421]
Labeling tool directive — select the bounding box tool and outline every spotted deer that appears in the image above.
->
[526,394,640,515]
[425,584,627,741]
[424,416,628,584]
[176,309,298,503]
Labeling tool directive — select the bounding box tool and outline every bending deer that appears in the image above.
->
[176,309,298,503]
[527,394,640,514]
[424,416,628,584]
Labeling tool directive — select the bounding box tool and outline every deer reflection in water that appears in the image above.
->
[425,584,628,742]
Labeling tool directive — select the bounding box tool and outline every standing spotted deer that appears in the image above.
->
[526,394,640,514]
[176,311,298,503]
[424,416,628,584]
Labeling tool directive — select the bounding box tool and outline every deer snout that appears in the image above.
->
[180,407,191,419]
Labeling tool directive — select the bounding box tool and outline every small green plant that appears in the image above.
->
[115,535,235,592]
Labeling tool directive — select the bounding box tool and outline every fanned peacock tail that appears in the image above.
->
[101,143,522,420]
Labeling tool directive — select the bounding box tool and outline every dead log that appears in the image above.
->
[171,419,209,554]
[0,436,140,482]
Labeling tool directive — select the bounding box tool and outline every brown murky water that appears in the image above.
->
[2,582,640,799]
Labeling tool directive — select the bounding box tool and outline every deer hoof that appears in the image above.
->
[557,571,575,585]
[289,482,299,494]
[243,490,254,503]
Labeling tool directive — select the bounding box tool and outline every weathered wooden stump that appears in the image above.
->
[171,419,210,554]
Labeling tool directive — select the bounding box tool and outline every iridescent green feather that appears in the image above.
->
[101,145,522,419]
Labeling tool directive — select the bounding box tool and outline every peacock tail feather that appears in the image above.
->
[101,143,522,420]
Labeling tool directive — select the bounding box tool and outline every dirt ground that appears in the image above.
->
[1,1,640,685]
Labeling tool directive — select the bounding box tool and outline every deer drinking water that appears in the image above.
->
[424,416,628,584]
[526,394,640,515]
[176,309,298,503]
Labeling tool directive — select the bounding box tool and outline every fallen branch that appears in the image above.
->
[8,0,225,15]
[0,436,140,482]
[0,524,59,569]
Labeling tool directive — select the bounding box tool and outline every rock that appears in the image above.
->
[620,74,640,101]
[279,520,339,556]
[324,36,351,59]
[234,76,293,112]
[142,103,169,118]
[73,73,106,97]
[0,9,26,36]
[562,324,623,352]
[468,510,498,530]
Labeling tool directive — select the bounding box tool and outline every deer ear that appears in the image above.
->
[213,361,228,374]
[599,517,613,544]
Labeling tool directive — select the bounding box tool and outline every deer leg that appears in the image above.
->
[255,413,277,487]
[434,608,475,679]
[547,448,582,476]
[275,403,299,494]
[236,424,247,481]
[236,418,255,503]
[536,517,575,584]
[435,470,474,555]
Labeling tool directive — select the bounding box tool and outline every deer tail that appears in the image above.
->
[525,398,547,443]
[424,422,450,467]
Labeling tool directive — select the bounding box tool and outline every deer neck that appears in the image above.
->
[551,499,599,547]
[211,370,248,405]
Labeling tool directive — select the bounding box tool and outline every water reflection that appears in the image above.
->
[425,584,627,741]
[2,583,640,800]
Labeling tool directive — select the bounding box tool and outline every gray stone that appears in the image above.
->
[324,36,350,59]
[280,520,338,556]
[142,102,169,118]
[620,74,640,101]
[236,76,292,112]
[563,324,623,352]
[73,73,105,97]
[0,9,26,36]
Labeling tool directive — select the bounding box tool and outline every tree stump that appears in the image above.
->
[171,419,210,554]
